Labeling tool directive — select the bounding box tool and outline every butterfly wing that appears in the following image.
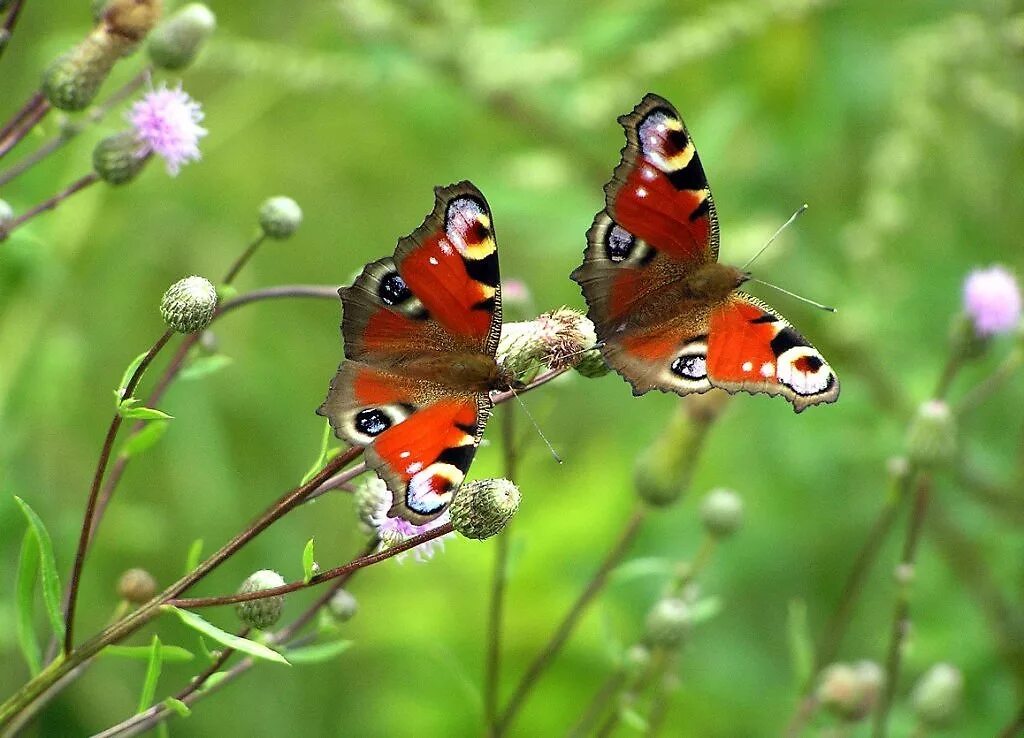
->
[318,182,502,523]
[572,93,720,391]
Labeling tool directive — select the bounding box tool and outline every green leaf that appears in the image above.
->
[179,354,233,382]
[15,531,42,675]
[164,607,289,665]
[619,706,648,731]
[163,697,191,717]
[285,639,352,664]
[787,599,814,689]
[118,403,174,421]
[690,596,723,625]
[200,671,229,691]
[105,644,194,663]
[184,539,203,575]
[609,557,674,583]
[138,635,164,712]
[300,421,337,485]
[117,351,149,402]
[119,420,170,459]
[13,497,64,640]
[302,538,316,584]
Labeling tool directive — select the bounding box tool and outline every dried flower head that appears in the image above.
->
[963,265,1021,337]
[117,568,157,604]
[128,84,207,176]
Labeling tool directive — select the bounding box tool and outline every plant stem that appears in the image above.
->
[955,348,1023,415]
[998,705,1024,738]
[497,508,648,733]
[222,234,267,284]
[0,92,49,160]
[871,473,933,738]
[0,0,27,60]
[63,329,175,653]
[567,670,628,737]
[1,172,98,240]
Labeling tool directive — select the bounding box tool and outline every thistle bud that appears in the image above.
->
[450,478,520,540]
[948,313,989,361]
[147,3,216,70]
[160,276,217,333]
[0,199,13,237]
[258,196,303,239]
[644,597,691,647]
[905,400,957,468]
[236,569,285,629]
[42,33,123,111]
[816,661,884,721]
[537,307,595,371]
[573,347,610,378]
[634,405,704,507]
[117,568,156,604]
[354,477,389,535]
[911,663,963,727]
[699,488,744,538]
[328,589,358,622]
[93,132,147,184]
[496,321,547,384]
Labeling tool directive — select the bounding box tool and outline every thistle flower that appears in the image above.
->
[160,276,217,333]
[356,477,451,561]
[963,266,1021,337]
[236,570,285,629]
[128,84,207,176]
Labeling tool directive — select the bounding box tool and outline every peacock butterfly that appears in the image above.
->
[319,181,514,524]
[571,93,839,412]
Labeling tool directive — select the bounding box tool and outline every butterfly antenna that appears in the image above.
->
[741,204,809,270]
[507,385,563,464]
[750,278,836,313]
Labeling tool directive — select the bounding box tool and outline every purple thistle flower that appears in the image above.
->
[357,478,451,562]
[128,84,207,176]
[963,265,1022,337]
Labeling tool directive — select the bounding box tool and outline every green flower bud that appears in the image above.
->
[42,32,122,111]
[911,663,963,728]
[0,199,13,238]
[450,478,521,540]
[634,405,705,508]
[816,661,884,722]
[906,400,957,468]
[573,347,610,378]
[328,589,358,622]
[700,488,744,538]
[93,132,147,184]
[258,196,303,239]
[160,276,218,333]
[354,477,389,535]
[236,569,285,629]
[644,597,691,647]
[622,644,650,677]
[117,568,156,604]
[496,321,547,384]
[147,3,216,70]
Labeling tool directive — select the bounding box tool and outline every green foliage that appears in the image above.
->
[15,533,42,675]
[300,421,338,485]
[104,644,195,663]
[284,639,352,664]
[137,636,164,712]
[163,607,289,665]
[117,398,174,421]
[301,538,316,584]
[13,497,64,642]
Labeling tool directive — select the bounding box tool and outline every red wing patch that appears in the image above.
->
[707,294,839,413]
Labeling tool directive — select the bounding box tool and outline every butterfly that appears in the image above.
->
[318,182,513,524]
[571,93,839,412]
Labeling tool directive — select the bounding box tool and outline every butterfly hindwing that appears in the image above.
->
[319,182,503,523]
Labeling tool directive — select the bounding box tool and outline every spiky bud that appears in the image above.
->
[450,478,520,540]
[236,569,285,629]
[644,597,691,647]
[328,589,358,622]
[93,132,147,185]
[816,661,884,722]
[911,663,963,727]
[496,321,548,384]
[147,3,216,70]
[117,568,156,604]
[700,488,744,538]
[258,196,303,239]
[160,276,217,333]
[42,32,123,111]
[573,347,610,378]
[354,477,389,535]
[537,307,595,371]
[906,400,957,468]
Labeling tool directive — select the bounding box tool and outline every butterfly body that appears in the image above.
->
[320,182,507,524]
[573,94,839,412]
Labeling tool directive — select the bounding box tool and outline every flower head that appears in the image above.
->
[355,477,451,562]
[963,265,1021,337]
[128,84,207,176]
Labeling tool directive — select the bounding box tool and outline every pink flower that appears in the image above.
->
[128,84,207,176]
[963,266,1022,336]
[356,478,451,562]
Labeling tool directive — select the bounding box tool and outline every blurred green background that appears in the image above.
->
[1,0,1023,735]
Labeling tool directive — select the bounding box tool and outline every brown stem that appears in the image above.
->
[63,330,175,653]
[567,670,628,737]
[1,173,99,240]
[497,508,648,733]
[998,705,1024,738]
[871,474,933,738]
[0,92,49,159]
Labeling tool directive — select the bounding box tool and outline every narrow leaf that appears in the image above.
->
[609,557,674,583]
[105,644,194,663]
[119,420,170,459]
[300,421,336,485]
[163,697,191,717]
[117,351,149,402]
[164,607,289,665]
[15,531,42,675]
[138,635,164,712]
[119,405,174,421]
[690,596,724,625]
[184,539,204,574]
[619,706,648,731]
[285,639,353,664]
[200,671,229,691]
[302,538,316,584]
[13,497,64,639]
[179,354,233,382]
[787,599,814,688]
